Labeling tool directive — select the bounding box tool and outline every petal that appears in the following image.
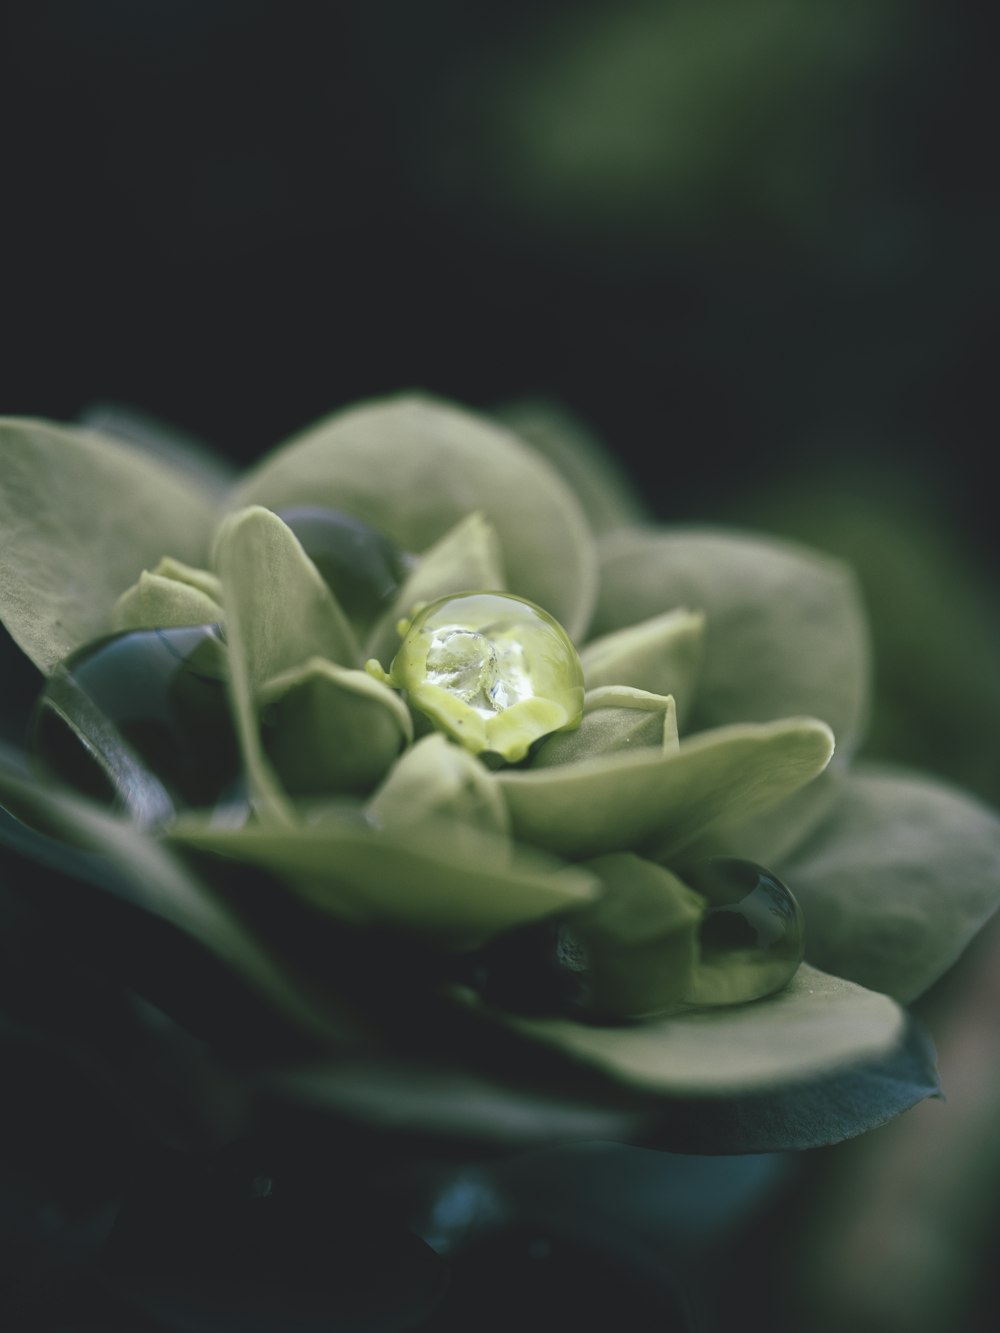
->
[498,717,835,859]
[780,764,1000,1002]
[594,528,871,758]
[228,394,598,641]
[0,418,216,672]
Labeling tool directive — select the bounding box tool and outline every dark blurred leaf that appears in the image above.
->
[100,1141,449,1332]
[251,1004,939,1156]
[0,751,365,1051]
[782,764,1000,1003]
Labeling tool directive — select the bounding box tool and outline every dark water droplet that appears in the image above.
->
[450,916,593,1016]
[278,506,411,633]
[682,857,805,1005]
[31,625,242,825]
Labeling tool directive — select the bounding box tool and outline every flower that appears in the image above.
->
[2,393,999,1154]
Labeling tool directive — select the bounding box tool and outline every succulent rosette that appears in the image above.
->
[2,394,999,1155]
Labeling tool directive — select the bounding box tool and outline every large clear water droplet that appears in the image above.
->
[30,625,242,827]
[388,591,584,761]
[681,857,805,1005]
[278,506,412,634]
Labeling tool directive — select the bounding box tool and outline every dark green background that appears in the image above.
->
[1,1,992,535]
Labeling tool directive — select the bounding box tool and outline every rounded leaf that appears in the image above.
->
[781,764,1000,1003]
[594,527,871,756]
[0,418,216,672]
[493,964,909,1095]
[498,717,834,860]
[228,394,598,641]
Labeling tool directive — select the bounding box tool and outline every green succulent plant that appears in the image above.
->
[2,394,999,1154]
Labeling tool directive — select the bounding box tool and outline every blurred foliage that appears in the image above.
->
[1,0,993,569]
[717,460,1000,809]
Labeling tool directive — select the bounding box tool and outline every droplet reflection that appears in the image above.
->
[682,857,805,1005]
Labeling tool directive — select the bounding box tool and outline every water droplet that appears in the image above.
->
[278,506,412,633]
[450,916,592,1015]
[389,592,584,761]
[681,857,805,1005]
[30,625,242,826]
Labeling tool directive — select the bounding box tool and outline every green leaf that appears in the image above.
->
[678,766,845,868]
[213,506,361,821]
[258,657,413,797]
[489,964,909,1095]
[498,717,834,859]
[253,1055,652,1150]
[561,853,705,1017]
[580,609,704,727]
[0,418,216,672]
[780,764,1000,1003]
[593,528,871,757]
[494,396,651,534]
[148,556,224,602]
[168,811,599,951]
[367,733,510,841]
[228,393,598,641]
[532,686,678,767]
[252,1011,939,1153]
[0,756,354,1042]
[111,571,223,632]
[631,1014,939,1153]
[365,511,506,666]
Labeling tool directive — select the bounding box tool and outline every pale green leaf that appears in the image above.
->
[532,686,678,767]
[258,657,413,797]
[367,733,510,841]
[490,964,908,1094]
[562,853,704,1017]
[580,609,704,727]
[168,812,598,951]
[498,717,834,860]
[112,571,223,632]
[0,418,216,672]
[149,556,224,602]
[228,393,598,641]
[365,511,506,666]
[678,766,845,868]
[593,528,871,756]
[781,764,1000,1003]
[213,506,361,821]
